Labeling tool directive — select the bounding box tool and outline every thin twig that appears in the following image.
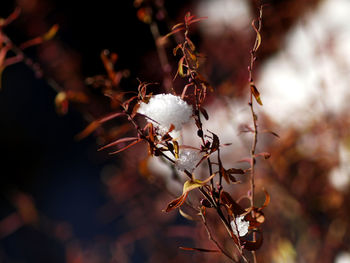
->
[248,5,264,263]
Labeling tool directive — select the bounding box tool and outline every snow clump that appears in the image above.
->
[230,215,249,237]
[137,94,192,134]
[175,149,202,173]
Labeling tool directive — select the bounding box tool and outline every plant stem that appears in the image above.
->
[248,5,263,263]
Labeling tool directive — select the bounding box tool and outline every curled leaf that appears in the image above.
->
[179,208,197,221]
[178,56,186,77]
[43,24,59,41]
[163,193,188,212]
[258,188,270,211]
[183,174,216,194]
[252,19,262,52]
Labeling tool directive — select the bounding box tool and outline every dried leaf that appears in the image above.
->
[209,132,220,154]
[163,27,185,40]
[0,7,21,27]
[108,139,141,155]
[98,137,138,151]
[220,166,230,184]
[173,44,182,56]
[173,141,179,159]
[252,20,262,52]
[179,208,197,221]
[43,24,59,41]
[258,188,270,211]
[172,22,184,31]
[178,56,186,77]
[226,168,245,175]
[220,191,246,216]
[179,247,220,253]
[200,107,209,120]
[183,174,216,194]
[250,84,263,106]
[163,193,188,212]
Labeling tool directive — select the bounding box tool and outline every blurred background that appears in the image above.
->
[1,0,350,262]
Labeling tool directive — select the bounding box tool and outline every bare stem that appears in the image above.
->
[248,5,264,263]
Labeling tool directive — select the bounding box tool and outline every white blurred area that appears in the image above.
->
[196,0,350,192]
[196,0,252,35]
[256,0,350,191]
[258,0,350,128]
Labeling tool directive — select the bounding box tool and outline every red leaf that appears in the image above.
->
[108,139,141,155]
[98,137,138,151]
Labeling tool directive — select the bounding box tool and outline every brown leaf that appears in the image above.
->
[250,83,263,106]
[98,137,138,151]
[200,107,209,120]
[108,139,141,155]
[173,44,182,56]
[179,247,220,253]
[209,132,220,154]
[251,19,262,52]
[220,191,246,216]
[43,24,59,41]
[220,166,230,184]
[258,188,270,211]
[163,193,188,212]
[226,168,245,174]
